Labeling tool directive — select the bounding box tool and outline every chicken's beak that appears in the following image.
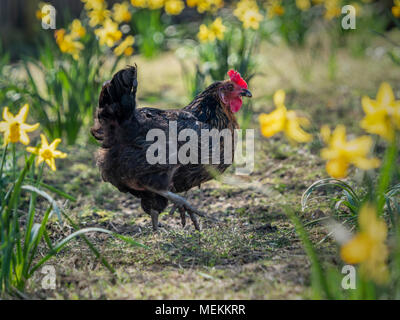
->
[240,89,252,98]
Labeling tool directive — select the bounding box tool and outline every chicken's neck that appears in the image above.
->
[184,92,239,130]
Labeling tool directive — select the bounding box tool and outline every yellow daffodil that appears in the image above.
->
[234,0,263,30]
[95,19,123,47]
[209,18,226,40]
[36,2,51,23]
[131,0,148,8]
[148,0,165,9]
[259,90,312,144]
[55,29,84,60]
[296,0,311,11]
[197,18,225,43]
[27,134,67,171]
[87,7,111,27]
[195,0,223,13]
[82,0,106,11]
[320,125,380,179]
[360,82,400,142]
[393,0,400,18]
[197,24,215,43]
[187,0,198,7]
[0,105,39,146]
[164,0,185,15]
[242,9,264,30]
[234,0,259,21]
[266,0,285,18]
[324,0,341,20]
[114,36,135,56]
[341,204,389,284]
[70,19,86,39]
[112,1,132,23]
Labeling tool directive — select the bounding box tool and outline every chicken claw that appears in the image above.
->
[146,187,218,231]
[179,207,186,227]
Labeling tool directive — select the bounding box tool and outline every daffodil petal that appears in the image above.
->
[2,107,14,122]
[0,121,7,132]
[340,233,372,264]
[36,156,45,166]
[331,125,346,145]
[15,104,29,123]
[40,134,49,148]
[49,158,57,171]
[53,150,67,158]
[273,89,286,107]
[352,157,380,171]
[49,138,62,150]
[21,122,39,132]
[361,96,377,114]
[26,146,39,155]
[19,131,30,145]
[377,82,395,106]
[326,159,349,179]
[259,109,286,138]
[320,125,331,144]
[285,118,312,143]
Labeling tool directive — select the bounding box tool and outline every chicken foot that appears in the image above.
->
[169,192,187,216]
[146,187,217,231]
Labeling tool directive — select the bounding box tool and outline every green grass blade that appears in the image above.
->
[302,178,360,211]
[284,206,332,299]
[29,227,147,277]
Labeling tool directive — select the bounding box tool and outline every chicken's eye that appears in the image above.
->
[227,84,234,91]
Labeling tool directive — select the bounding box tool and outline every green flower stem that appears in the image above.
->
[11,143,16,184]
[22,162,45,272]
[376,136,398,216]
[0,143,7,179]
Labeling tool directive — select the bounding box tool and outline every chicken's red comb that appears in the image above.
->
[227,70,248,89]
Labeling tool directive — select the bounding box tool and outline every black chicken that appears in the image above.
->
[91,65,252,230]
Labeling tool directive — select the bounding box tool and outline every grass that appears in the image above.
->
[20,30,400,299]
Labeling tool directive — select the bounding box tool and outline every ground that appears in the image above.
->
[26,32,400,299]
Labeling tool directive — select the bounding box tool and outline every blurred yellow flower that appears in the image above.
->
[197,24,215,43]
[242,9,263,30]
[87,7,111,27]
[360,82,400,142]
[36,2,51,23]
[95,19,123,47]
[296,0,311,11]
[209,17,226,40]
[114,35,135,56]
[27,134,67,171]
[234,1,263,30]
[259,90,312,144]
[320,125,380,179]
[187,0,198,6]
[148,0,165,9]
[196,0,223,13]
[70,19,86,39]
[324,0,341,20]
[234,0,259,20]
[165,0,185,15]
[112,1,132,23]
[393,0,400,18]
[266,0,285,18]
[82,0,106,11]
[131,0,147,7]
[55,29,84,60]
[0,105,39,146]
[197,18,225,43]
[340,204,389,284]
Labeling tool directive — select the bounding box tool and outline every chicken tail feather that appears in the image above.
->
[91,65,138,147]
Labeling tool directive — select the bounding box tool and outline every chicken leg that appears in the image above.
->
[146,187,217,231]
